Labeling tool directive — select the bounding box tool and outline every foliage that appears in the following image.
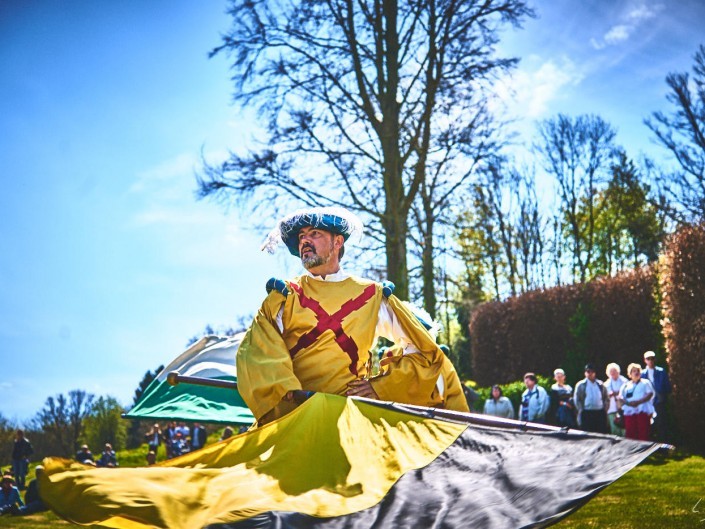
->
[32,390,95,458]
[82,396,127,452]
[456,160,544,300]
[536,114,619,283]
[199,0,533,303]
[659,222,705,454]
[0,414,17,470]
[563,299,590,385]
[645,44,705,222]
[588,152,665,276]
[469,267,659,387]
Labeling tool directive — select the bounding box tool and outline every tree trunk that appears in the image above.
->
[384,210,409,300]
[422,215,436,319]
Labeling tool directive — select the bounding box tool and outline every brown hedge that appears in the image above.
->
[469,267,658,387]
[659,223,705,453]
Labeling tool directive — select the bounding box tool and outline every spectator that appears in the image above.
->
[145,423,163,455]
[11,430,33,490]
[164,421,177,458]
[605,363,627,436]
[190,423,207,451]
[176,422,190,439]
[550,368,576,428]
[220,427,234,441]
[483,385,515,419]
[0,475,23,514]
[13,466,47,516]
[519,373,550,423]
[462,385,481,411]
[620,363,655,441]
[146,451,156,466]
[642,351,672,442]
[76,444,94,463]
[171,432,188,457]
[97,444,118,468]
[574,363,609,433]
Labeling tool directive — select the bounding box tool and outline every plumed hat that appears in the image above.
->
[262,206,364,257]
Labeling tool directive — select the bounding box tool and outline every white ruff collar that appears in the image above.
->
[303,268,349,282]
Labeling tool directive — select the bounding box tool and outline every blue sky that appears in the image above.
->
[1,0,703,422]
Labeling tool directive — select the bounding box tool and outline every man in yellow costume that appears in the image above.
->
[237,206,469,424]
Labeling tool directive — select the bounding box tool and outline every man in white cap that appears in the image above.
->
[237,207,468,424]
[642,350,671,441]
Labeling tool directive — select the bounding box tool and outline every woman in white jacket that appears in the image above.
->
[618,363,655,441]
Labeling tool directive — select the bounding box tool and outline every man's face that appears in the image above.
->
[554,372,565,384]
[644,356,655,368]
[586,369,596,381]
[298,226,338,270]
[524,377,535,389]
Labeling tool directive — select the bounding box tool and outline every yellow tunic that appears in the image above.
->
[237,274,448,421]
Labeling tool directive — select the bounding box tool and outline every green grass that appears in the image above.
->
[555,450,705,529]
[2,444,702,528]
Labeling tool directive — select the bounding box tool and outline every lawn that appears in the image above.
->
[2,447,702,528]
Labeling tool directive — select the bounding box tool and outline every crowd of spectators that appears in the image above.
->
[482,350,672,442]
[1,463,47,516]
[144,421,210,460]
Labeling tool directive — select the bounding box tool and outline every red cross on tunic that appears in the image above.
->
[288,282,377,375]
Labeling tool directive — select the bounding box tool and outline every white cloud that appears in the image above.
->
[627,3,662,22]
[604,25,631,45]
[495,57,584,119]
[590,2,664,50]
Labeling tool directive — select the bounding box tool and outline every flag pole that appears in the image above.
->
[167,371,238,390]
[166,372,673,451]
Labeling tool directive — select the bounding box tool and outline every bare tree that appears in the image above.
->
[645,44,705,221]
[198,0,532,300]
[454,157,544,300]
[536,114,618,283]
[34,390,94,457]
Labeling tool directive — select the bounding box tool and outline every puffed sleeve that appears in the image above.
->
[368,295,444,408]
[236,292,301,422]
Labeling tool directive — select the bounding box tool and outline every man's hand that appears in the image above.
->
[346,379,379,399]
[282,390,315,404]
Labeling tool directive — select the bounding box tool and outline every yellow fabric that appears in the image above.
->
[379,345,469,412]
[369,294,445,407]
[440,356,471,412]
[39,394,467,529]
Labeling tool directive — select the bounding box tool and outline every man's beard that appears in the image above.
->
[301,243,333,270]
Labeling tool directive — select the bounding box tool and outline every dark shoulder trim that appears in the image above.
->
[381,280,395,298]
[266,278,289,297]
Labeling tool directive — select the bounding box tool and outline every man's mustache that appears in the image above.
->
[300,244,316,254]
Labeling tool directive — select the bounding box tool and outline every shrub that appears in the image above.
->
[469,267,659,387]
[659,223,705,453]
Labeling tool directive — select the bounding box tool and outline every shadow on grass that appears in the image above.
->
[640,448,691,466]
